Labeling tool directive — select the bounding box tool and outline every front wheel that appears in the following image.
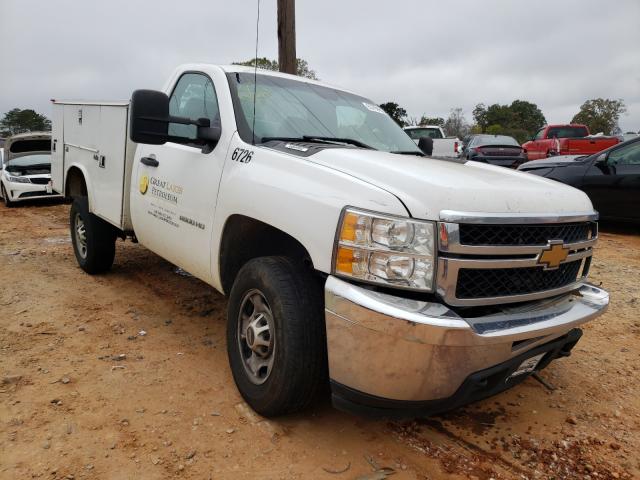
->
[227,256,326,417]
[70,196,116,274]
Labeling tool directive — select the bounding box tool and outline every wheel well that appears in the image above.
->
[219,215,314,294]
[65,167,87,198]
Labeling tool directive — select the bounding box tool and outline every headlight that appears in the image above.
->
[6,174,31,184]
[333,208,436,291]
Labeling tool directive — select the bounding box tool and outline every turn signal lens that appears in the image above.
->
[339,212,359,242]
[336,246,369,277]
[336,246,355,274]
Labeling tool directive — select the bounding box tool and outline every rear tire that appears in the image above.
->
[227,256,327,417]
[70,196,116,274]
[1,183,15,208]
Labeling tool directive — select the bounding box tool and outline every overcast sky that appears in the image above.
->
[1,0,639,131]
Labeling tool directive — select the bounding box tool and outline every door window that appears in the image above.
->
[168,73,220,143]
[607,141,640,165]
[533,128,545,140]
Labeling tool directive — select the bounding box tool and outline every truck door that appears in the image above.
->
[130,72,227,282]
[527,128,545,159]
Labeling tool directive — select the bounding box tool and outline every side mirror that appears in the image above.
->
[129,89,221,147]
[418,137,434,156]
[130,90,170,145]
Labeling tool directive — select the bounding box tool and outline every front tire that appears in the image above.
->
[227,256,326,417]
[1,183,15,208]
[70,196,116,274]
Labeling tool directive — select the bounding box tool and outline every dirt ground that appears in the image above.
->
[1,202,639,480]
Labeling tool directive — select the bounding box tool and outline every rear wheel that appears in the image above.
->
[1,183,15,208]
[227,256,326,417]
[70,196,116,274]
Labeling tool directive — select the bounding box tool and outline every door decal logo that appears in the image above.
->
[139,175,149,195]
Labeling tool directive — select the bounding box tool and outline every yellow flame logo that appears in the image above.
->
[139,175,149,195]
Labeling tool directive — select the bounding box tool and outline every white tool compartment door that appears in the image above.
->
[92,105,128,226]
[51,104,64,194]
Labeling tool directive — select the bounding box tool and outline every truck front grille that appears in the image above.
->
[436,216,597,306]
[456,260,583,299]
[459,222,595,246]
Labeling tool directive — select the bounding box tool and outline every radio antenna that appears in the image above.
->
[252,0,261,146]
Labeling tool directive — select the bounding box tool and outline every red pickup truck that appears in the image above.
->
[522,124,619,160]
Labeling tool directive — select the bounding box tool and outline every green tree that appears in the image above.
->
[294,59,318,81]
[419,116,445,127]
[472,100,546,142]
[486,124,503,135]
[472,103,488,132]
[0,108,51,137]
[484,104,514,129]
[571,98,627,135]
[379,102,408,127]
[233,57,319,80]
[509,100,546,133]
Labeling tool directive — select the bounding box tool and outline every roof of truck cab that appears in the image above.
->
[208,64,361,96]
[54,64,365,106]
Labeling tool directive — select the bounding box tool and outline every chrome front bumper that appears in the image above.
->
[325,275,608,405]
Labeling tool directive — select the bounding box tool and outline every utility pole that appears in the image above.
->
[277,0,296,75]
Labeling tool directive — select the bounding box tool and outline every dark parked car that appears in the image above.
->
[519,137,640,223]
[460,134,527,168]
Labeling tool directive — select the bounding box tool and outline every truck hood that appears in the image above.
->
[308,149,593,220]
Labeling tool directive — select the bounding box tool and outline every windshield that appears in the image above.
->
[405,128,444,140]
[227,72,421,153]
[547,126,588,138]
[6,153,51,168]
[472,135,520,147]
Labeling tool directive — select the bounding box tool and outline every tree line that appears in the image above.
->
[379,98,628,143]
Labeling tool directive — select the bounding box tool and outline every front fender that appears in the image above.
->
[210,138,407,292]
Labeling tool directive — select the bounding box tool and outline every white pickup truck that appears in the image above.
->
[51,64,608,418]
[404,125,460,157]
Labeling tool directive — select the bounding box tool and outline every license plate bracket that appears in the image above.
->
[508,353,546,380]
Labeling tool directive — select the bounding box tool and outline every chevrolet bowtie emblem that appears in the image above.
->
[538,241,569,270]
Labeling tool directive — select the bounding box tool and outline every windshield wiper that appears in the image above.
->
[390,150,425,156]
[260,136,374,150]
[301,136,374,149]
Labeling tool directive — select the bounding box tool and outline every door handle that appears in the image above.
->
[140,155,159,167]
